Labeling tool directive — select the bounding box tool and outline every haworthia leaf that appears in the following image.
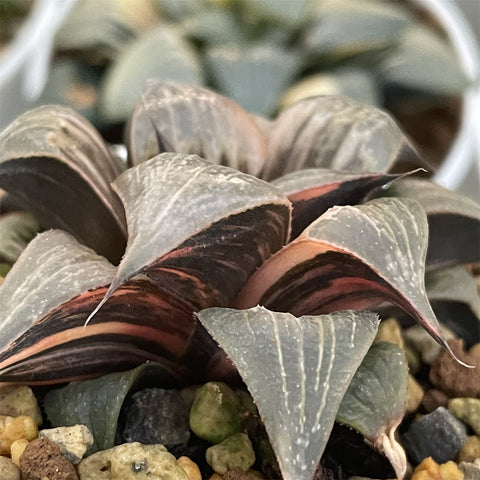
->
[236,197,467,365]
[128,81,267,176]
[205,43,300,116]
[197,306,380,480]
[87,153,291,321]
[301,0,412,60]
[238,0,314,27]
[44,362,181,453]
[0,105,127,264]
[100,25,204,123]
[382,178,480,269]
[0,212,40,264]
[0,230,195,384]
[262,96,421,181]
[336,342,409,479]
[272,169,401,238]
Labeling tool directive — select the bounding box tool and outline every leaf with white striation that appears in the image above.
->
[237,197,468,366]
[262,96,421,181]
[382,178,480,269]
[87,153,291,320]
[197,306,380,480]
[336,341,409,479]
[128,81,267,176]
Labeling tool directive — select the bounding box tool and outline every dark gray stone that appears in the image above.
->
[402,406,468,464]
[122,388,190,448]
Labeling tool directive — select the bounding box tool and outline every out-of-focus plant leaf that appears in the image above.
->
[382,178,480,269]
[262,96,422,181]
[87,153,291,322]
[127,81,267,176]
[271,169,401,238]
[44,362,181,453]
[55,0,162,60]
[152,0,205,22]
[100,25,204,123]
[301,0,413,61]
[205,43,300,116]
[379,25,470,99]
[237,197,467,365]
[336,341,409,479]
[0,230,195,384]
[280,67,380,110]
[0,105,127,264]
[426,266,480,344]
[198,306,380,480]
[0,212,40,264]
[238,0,314,27]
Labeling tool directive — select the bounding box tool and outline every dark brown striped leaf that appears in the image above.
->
[44,362,181,454]
[236,197,468,366]
[87,153,291,322]
[336,342,409,479]
[271,169,401,238]
[261,95,421,181]
[197,306,380,480]
[0,230,194,384]
[382,178,480,269]
[0,105,127,264]
[127,81,267,176]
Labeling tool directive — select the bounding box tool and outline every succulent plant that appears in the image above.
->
[41,0,470,170]
[0,81,479,480]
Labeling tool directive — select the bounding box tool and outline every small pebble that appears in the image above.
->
[206,433,255,475]
[459,459,480,480]
[402,407,468,464]
[122,388,190,448]
[448,398,480,436]
[19,437,79,480]
[406,375,424,414]
[224,468,264,479]
[410,456,442,480]
[190,382,243,444]
[404,325,456,365]
[39,424,93,464]
[77,442,189,480]
[177,455,202,480]
[456,435,480,463]
[429,339,480,398]
[0,455,20,480]
[10,438,29,466]
[422,389,449,413]
[0,415,38,455]
[470,343,480,361]
[439,461,464,480]
[0,386,42,426]
[375,317,404,349]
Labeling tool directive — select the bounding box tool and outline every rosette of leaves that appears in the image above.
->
[41,0,470,169]
[0,82,479,480]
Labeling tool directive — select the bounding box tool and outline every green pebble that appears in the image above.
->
[206,432,256,475]
[189,382,243,444]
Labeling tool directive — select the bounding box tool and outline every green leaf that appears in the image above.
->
[336,342,409,479]
[127,81,267,176]
[382,178,480,269]
[100,25,204,123]
[0,212,40,264]
[237,197,466,365]
[87,153,291,321]
[262,95,421,180]
[205,43,301,116]
[238,0,314,27]
[301,0,412,60]
[0,105,127,264]
[198,306,380,480]
[44,362,180,453]
[0,230,194,384]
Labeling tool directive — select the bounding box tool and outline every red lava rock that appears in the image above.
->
[422,389,449,413]
[429,339,480,398]
[19,437,79,480]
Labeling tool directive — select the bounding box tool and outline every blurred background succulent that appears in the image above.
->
[37,0,471,172]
